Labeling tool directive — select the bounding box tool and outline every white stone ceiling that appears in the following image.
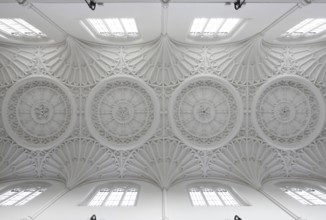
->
[0,0,326,189]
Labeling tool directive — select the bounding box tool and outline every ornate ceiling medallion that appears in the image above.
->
[169,75,243,150]
[85,75,160,150]
[252,75,325,150]
[2,76,76,150]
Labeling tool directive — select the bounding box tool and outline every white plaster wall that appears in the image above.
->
[36,180,162,220]
[167,180,292,220]
[0,180,66,220]
[2,179,326,220]
[263,179,326,220]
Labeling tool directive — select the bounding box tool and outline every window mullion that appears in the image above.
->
[200,20,208,35]
[120,20,127,35]
[200,188,209,206]
[292,189,312,205]
[118,188,126,206]
[0,189,20,205]
[215,189,226,206]
[102,189,111,206]
[217,19,226,33]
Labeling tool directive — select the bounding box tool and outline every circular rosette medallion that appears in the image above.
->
[252,75,325,150]
[85,75,159,150]
[2,76,76,150]
[169,75,243,150]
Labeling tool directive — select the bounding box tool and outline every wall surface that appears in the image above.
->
[37,180,162,220]
[0,180,66,220]
[1,179,326,220]
[167,180,291,220]
[263,179,326,220]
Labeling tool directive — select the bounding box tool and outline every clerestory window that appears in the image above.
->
[188,184,244,207]
[87,183,139,207]
[0,184,47,206]
[281,185,326,205]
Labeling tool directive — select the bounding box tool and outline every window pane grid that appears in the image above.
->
[85,18,139,38]
[121,188,138,206]
[0,187,46,206]
[296,190,326,205]
[282,186,326,206]
[0,189,19,202]
[0,18,46,38]
[1,191,33,206]
[189,188,206,206]
[281,18,326,38]
[88,189,110,206]
[217,189,239,206]
[88,186,139,207]
[308,189,326,200]
[189,186,240,207]
[283,189,310,205]
[202,188,223,206]
[190,18,241,38]
[104,188,125,207]
[16,190,43,206]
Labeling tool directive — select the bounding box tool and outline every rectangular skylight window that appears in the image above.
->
[87,186,139,207]
[281,187,326,205]
[190,18,241,39]
[204,19,223,35]
[189,186,241,207]
[105,19,124,34]
[219,18,240,34]
[0,187,46,206]
[120,188,138,206]
[189,188,206,206]
[190,18,208,33]
[121,19,138,33]
[85,18,139,39]
[281,18,326,38]
[0,18,46,39]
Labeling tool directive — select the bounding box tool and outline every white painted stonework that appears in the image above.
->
[252,75,325,150]
[169,75,243,150]
[85,75,160,150]
[0,35,326,189]
[1,75,76,150]
[1,1,326,219]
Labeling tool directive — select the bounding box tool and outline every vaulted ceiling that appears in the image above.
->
[0,0,326,189]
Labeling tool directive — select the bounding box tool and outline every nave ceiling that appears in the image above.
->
[0,0,326,189]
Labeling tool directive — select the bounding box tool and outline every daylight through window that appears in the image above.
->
[0,18,46,39]
[281,186,326,205]
[189,186,240,207]
[88,185,138,207]
[83,18,139,40]
[281,18,326,39]
[0,186,47,206]
[189,18,241,39]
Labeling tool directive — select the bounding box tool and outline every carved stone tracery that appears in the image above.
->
[252,75,325,150]
[0,36,326,188]
[85,75,160,150]
[1,76,76,150]
[169,75,243,150]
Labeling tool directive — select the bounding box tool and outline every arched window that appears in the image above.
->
[0,183,48,206]
[86,183,139,207]
[280,184,326,205]
[188,183,244,207]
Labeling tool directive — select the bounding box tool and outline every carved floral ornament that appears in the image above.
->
[85,75,160,150]
[251,75,325,150]
[169,75,243,150]
[1,75,77,150]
